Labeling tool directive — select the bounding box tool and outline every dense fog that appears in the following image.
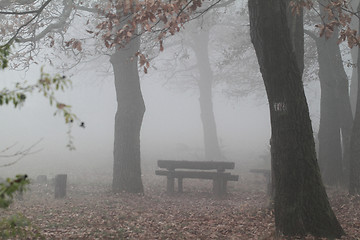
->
[0,61,275,180]
[0,0,328,185]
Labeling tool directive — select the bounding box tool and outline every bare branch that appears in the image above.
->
[0,0,53,47]
[0,139,43,168]
[17,0,72,43]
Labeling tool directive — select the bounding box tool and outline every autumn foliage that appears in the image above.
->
[93,0,208,72]
[291,0,360,47]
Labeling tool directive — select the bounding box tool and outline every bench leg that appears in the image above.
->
[178,178,183,193]
[213,178,228,196]
[167,176,175,193]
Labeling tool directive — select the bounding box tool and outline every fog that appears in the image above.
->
[0,1,324,186]
[0,60,277,180]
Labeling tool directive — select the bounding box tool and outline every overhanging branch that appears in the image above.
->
[0,0,53,47]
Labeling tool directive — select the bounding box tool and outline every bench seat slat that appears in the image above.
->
[155,170,239,181]
[157,160,235,170]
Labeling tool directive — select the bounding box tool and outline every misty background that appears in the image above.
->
[0,4,329,183]
[0,63,323,181]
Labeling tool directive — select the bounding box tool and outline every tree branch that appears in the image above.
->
[0,0,53,47]
[17,0,72,43]
[212,0,236,9]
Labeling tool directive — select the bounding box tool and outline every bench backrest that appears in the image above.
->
[157,160,235,171]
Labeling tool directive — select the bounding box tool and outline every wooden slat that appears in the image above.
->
[155,170,238,181]
[157,160,235,170]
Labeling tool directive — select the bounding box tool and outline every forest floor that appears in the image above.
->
[1,173,360,240]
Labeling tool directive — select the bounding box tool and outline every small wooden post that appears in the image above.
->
[167,175,175,193]
[54,174,67,199]
[166,168,175,194]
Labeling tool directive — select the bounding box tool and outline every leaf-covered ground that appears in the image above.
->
[1,174,360,239]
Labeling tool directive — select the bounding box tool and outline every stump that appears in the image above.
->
[54,174,67,199]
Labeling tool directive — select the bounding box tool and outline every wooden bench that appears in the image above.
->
[155,160,239,196]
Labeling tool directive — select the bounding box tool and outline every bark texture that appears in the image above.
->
[349,2,360,194]
[111,36,145,193]
[316,35,344,186]
[248,0,344,237]
[349,0,360,115]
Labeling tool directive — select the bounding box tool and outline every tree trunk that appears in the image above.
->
[349,2,360,194]
[111,37,145,193]
[349,0,360,116]
[248,0,344,237]
[315,2,353,186]
[191,30,222,161]
[350,49,358,115]
[286,8,304,75]
[349,55,360,194]
[335,53,353,187]
[316,36,343,186]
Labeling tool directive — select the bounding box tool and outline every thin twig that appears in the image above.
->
[0,0,53,47]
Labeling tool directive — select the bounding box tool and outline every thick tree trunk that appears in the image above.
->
[349,3,360,194]
[248,0,344,238]
[316,36,343,186]
[350,49,358,115]
[335,56,353,187]
[350,0,360,115]
[315,3,353,185]
[111,37,145,193]
[286,8,304,75]
[191,30,222,161]
[349,58,360,194]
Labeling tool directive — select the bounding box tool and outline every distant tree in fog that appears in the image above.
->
[302,1,353,187]
[152,2,260,161]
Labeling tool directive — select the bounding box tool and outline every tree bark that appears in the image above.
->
[350,49,358,115]
[316,36,343,186]
[248,0,344,237]
[315,2,353,186]
[349,57,360,194]
[349,0,360,116]
[315,1,353,185]
[111,36,145,193]
[349,2,360,195]
[191,30,222,161]
[286,7,304,75]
